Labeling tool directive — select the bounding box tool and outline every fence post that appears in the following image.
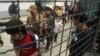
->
[91,17,100,55]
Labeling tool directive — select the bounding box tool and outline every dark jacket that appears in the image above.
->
[47,15,54,34]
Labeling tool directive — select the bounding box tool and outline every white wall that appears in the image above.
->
[0,2,35,11]
[0,2,72,18]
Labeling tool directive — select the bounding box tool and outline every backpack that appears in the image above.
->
[30,31,44,48]
[30,32,40,48]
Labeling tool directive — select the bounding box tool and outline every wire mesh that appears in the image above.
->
[0,0,100,56]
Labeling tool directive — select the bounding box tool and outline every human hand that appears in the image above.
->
[0,40,3,47]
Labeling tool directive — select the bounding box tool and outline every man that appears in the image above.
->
[6,19,40,56]
[8,1,18,18]
[70,14,93,56]
[27,4,40,35]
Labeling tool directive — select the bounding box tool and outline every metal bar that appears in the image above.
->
[56,30,95,56]
[17,0,20,19]
[0,1,86,2]
[0,16,98,36]
[0,23,97,54]
[58,1,66,55]
[90,0,95,19]
[64,0,70,55]
[0,15,98,35]
[0,1,100,3]
[75,41,92,56]
[65,20,73,56]
[86,0,93,28]
[49,0,57,56]
[69,31,94,56]
[91,17,100,55]
[50,23,97,49]
[60,37,92,56]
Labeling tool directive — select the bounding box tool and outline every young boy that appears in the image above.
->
[70,14,93,56]
[6,19,40,56]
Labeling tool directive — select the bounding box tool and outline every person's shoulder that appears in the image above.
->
[27,16,32,19]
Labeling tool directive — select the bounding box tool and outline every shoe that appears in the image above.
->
[54,40,57,43]
[45,49,49,53]
[38,54,41,56]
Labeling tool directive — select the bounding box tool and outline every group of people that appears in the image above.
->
[0,1,97,56]
[0,1,64,56]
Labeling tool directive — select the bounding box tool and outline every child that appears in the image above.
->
[54,16,63,43]
[6,19,41,56]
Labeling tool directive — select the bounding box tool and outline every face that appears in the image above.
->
[11,33,20,41]
[55,9,63,16]
[46,10,51,15]
[71,18,79,26]
[30,9,37,15]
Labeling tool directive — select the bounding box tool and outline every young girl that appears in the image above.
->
[54,16,63,43]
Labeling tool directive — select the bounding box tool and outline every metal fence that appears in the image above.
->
[0,0,100,56]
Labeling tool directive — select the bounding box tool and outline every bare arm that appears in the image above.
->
[0,22,8,26]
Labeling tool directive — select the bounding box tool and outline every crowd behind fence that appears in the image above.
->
[0,0,100,56]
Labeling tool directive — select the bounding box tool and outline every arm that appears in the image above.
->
[0,22,8,26]
[15,49,20,56]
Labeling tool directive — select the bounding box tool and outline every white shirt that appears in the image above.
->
[54,19,63,33]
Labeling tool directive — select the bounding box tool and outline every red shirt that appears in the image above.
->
[13,32,38,56]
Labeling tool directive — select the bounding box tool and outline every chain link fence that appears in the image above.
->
[0,0,100,56]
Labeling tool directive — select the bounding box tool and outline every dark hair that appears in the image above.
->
[11,1,15,4]
[73,13,88,23]
[44,6,52,12]
[6,19,26,35]
[79,14,88,23]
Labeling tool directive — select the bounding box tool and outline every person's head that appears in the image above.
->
[41,10,46,18]
[44,6,52,16]
[27,4,37,16]
[72,3,78,13]
[54,6,63,16]
[71,13,88,26]
[11,1,15,5]
[6,19,27,40]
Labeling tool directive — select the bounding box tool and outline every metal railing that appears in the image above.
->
[0,0,100,56]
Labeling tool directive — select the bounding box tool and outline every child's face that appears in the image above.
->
[11,33,20,41]
[71,18,79,26]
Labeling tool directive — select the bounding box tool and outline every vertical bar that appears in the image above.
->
[64,0,72,56]
[91,18,100,55]
[17,0,20,19]
[36,0,41,55]
[65,20,73,56]
[91,1,95,19]
[16,0,22,56]
[89,0,93,19]
[58,2,65,56]
[65,0,67,15]
[50,0,57,56]
[86,0,92,28]
[84,0,87,12]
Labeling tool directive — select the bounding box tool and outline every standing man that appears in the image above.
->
[8,1,18,19]
[27,4,40,35]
